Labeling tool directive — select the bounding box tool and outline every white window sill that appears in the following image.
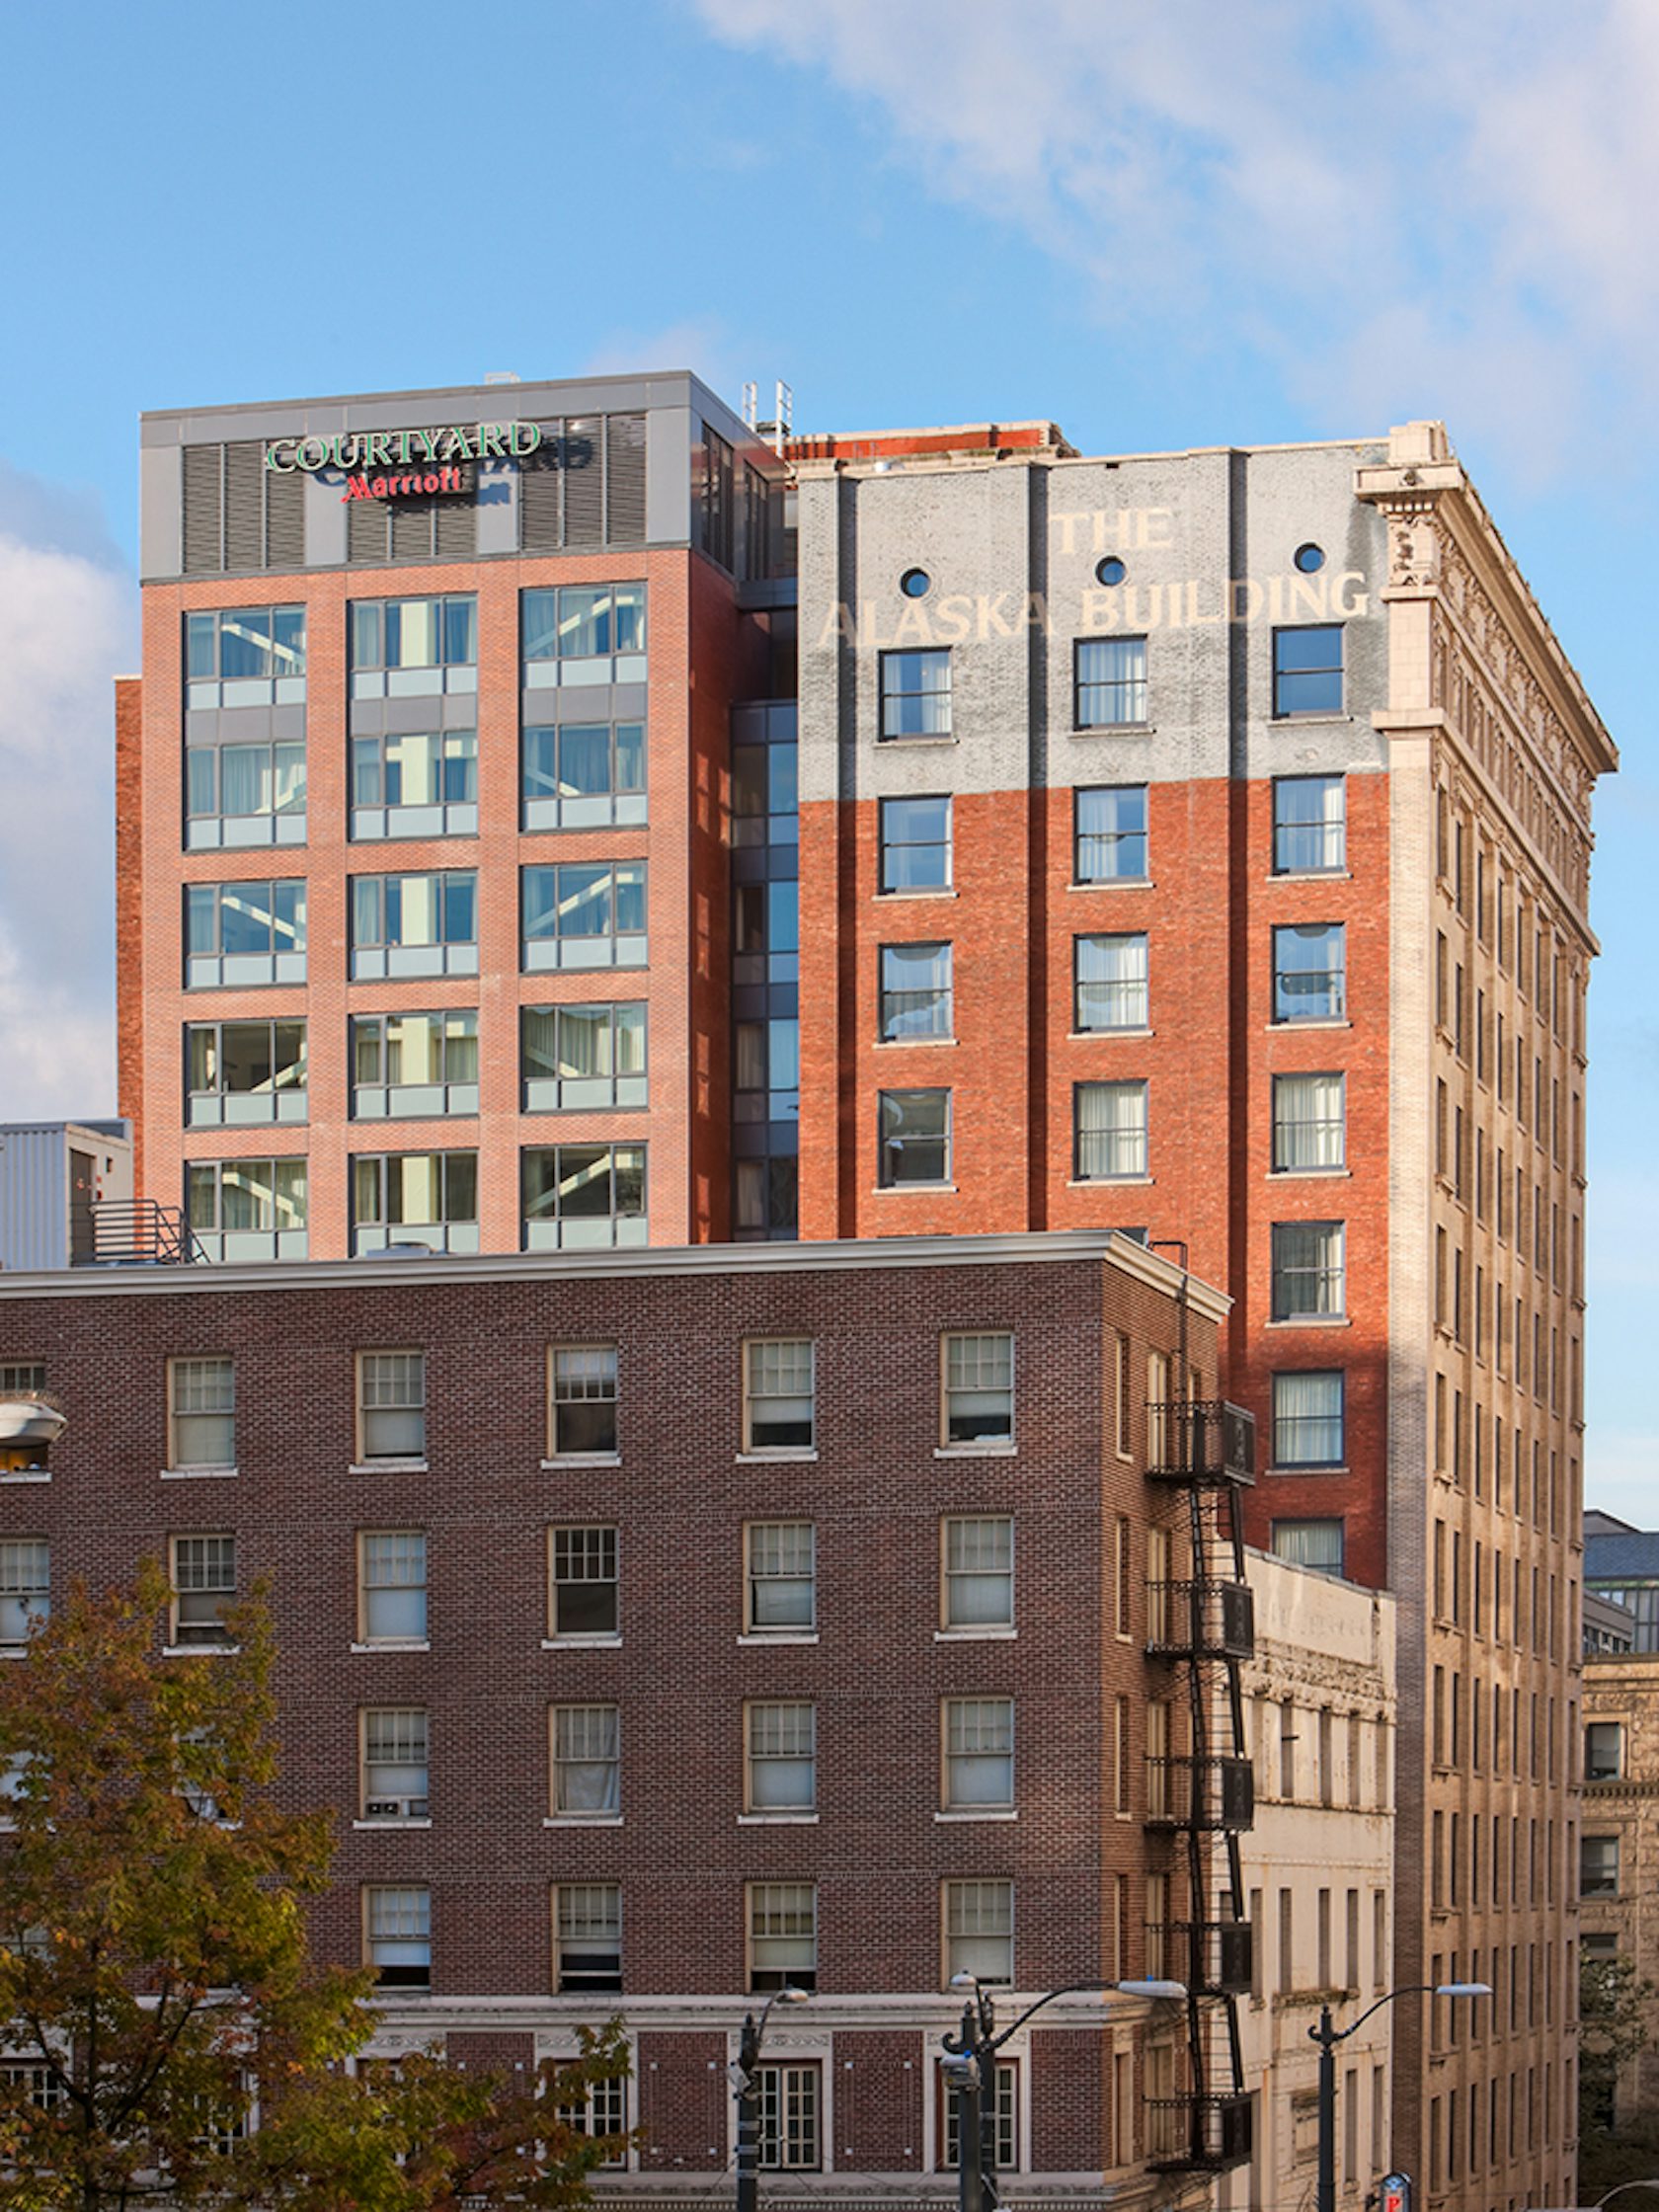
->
[352,1817,433,1831]
[1269,870,1354,884]
[350,1460,429,1475]
[1066,1175,1154,1189]
[1071,723,1156,739]
[1269,713,1355,727]
[1068,878,1154,894]
[1067,1029,1153,1043]
[350,1640,431,1654]
[541,1635,622,1649]
[934,1443,1015,1458]
[1265,1315,1352,1330]
[875,1184,958,1195]
[162,1645,242,1659]
[544,1815,623,1828]
[1268,1018,1353,1032]
[161,1465,239,1481]
[877,734,958,747]
[935,1808,1018,1822]
[874,1037,959,1049]
[874,890,958,903]
[540,1454,621,1469]
[0,1649,28,1662]
[736,1449,818,1463]
[0,1471,49,1486]
[738,1632,820,1646]
[1268,1465,1350,1478]
[1268,1166,1352,1180]
[935,1627,1016,1641]
[738,1812,819,1825]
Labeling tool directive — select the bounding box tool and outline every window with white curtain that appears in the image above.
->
[1272,1072,1346,1170]
[1074,1080,1148,1179]
[1272,1372,1345,1466]
[880,943,953,1039]
[1271,1221,1346,1319]
[1272,774,1346,872]
[1074,934,1148,1032]
[1272,1518,1346,1575]
[552,1704,621,1817]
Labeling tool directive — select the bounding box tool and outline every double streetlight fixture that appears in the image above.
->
[730,1986,809,2212]
[943,1973,1188,2212]
[1310,1982,1489,2212]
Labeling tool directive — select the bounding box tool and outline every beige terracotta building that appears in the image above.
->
[1580,1649,1659,2119]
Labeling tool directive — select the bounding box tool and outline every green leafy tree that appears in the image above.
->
[0,1567,628,2212]
[1579,1951,1659,2193]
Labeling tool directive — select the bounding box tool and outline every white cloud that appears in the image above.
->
[691,0,1659,455]
[0,499,132,1126]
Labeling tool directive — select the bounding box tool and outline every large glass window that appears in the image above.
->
[879,797,951,893]
[352,1011,479,1119]
[352,729,477,840]
[350,872,477,980]
[1074,786,1147,882]
[1074,636,1147,728]
[732,742,798,848]
[1273,624,1344,716]
[1272,1072,1346,1170]
[880,649,952,738]
[184,879,305,989]
[1074,1080,1149,1179]
[735,879,799,985]
[880,944,953,1041]
[521,863,648,972]
[522,1003,646,1112]
[1270,1221,1346,1320]
[185,737,305,850]
[522,721,645,830]
[1074,934,1148,1032]
[186,1021,306,1127]
[185,1158,307,1262]
[735,1019,800,1123]
[1272,1372,1345,1467]
[522,1145,647,1250]
[351,596,476,697]
[352,1152,479,1255]
[522,584,647,681]
[1273,924,1347,1022]
[1273,774,1346,873]
[880,1089,951,1186]
[185,608,306,708]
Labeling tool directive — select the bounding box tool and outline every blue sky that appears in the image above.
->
[0,0,1652,1515]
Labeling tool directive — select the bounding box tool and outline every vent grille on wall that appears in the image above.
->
[519,413,648,552]
[181,440,308,576]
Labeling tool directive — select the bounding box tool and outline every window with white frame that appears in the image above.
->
[552,1704,620,1818]
[746,1701,815,1813]
[170,1535,236,1646]
[356,1352,426,1462]
[554,2074,629,2165]
[365,1884,431,1989]
[744,1340,815,1452]
[880,649,952,738]
[879,796,952,892]
[942,1332,1013,1447]
[943,1697,1014,1811]
[1074,933,1148,1031]
[746,1524,816,1633]
[755,2062,821,2171]
[0,1366,44,1396]
[941,2058,1017,2170]
[1074,786,1147,882]
[521,582,646,673]
[0,2062,65,2112]
[168,1358,236,1470]
[1074,1080,1148,1180]
[1273,774,1346,873]
[942,1516,1013,1630]
[1273,1072,1346,1170]
[1272,1373,1345,1467]
[361,1708,430,1820]
[1270,1222,1346,1319]
[1075,636,1148,728]
[548,1346,619,1457]
[943,1878,1012,1985]
[358,1531,427,1644]
[749,1881,817,1991]
[880,943,953,1040]
[549,1529,619,1637]
[0,1541,48,1647]
[553,1882,622,1993]
[1273,924,1347,1022]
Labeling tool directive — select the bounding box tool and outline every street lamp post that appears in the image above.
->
[942,1975,1187,2212]
[731,1986,809,2212]
[1309,1982,1489,2212]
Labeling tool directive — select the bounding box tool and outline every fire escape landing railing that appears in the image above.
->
[85,1201,203,1266]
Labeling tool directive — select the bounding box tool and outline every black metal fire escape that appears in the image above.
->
[1143,1392,1257,2172]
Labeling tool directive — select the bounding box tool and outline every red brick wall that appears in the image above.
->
[115,674,145,1191]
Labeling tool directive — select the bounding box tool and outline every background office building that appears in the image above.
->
[116,375,1617,2212]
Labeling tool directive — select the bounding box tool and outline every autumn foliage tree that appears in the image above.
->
[0,1567,628,2212]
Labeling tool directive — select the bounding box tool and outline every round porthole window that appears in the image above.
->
[1294,543,1326,574]
[1095,556,1127,587]
[900,568,932,599]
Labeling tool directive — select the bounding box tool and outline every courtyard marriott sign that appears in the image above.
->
[263,422,543,474]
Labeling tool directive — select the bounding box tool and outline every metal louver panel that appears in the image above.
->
[434,496,476,559]
[389,502,435,561]
[265,468,305,568]
[519,423,563,550]
[605,414,647,545]
[223,443,265,573]
[182,444,224,574]
[564,417,604,546]
[348,498,390,563]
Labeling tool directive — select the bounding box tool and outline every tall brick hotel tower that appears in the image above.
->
[111,377,1615,2210]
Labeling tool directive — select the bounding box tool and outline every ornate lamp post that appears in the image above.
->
[730,1987,809,2212]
